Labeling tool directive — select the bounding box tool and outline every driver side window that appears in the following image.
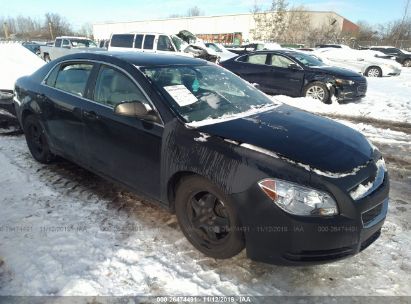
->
[270,54,294,69]
[93,65,147,107]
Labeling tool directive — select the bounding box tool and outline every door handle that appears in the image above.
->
[83,110,99,120]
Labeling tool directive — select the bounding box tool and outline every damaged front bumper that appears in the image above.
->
[230,167,389,265]
[334,81,367,102]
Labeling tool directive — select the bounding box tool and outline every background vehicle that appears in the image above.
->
[40,36,103,62]
[205,43,237,61]
[22,41,45,56]
[221,50,367,103]
[14,52,388,265]
[313,47,402,77]
[227,42,282,55]
[367,46,411,67]
[315,44,350,49]
[109,32,219,63]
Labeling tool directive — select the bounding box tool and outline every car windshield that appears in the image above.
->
[70,39,97,48]
[292,52,325,67]
[141,64,276,123]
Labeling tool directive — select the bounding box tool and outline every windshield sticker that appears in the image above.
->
[164,85,198,107]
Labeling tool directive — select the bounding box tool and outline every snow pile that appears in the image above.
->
[273,69,411,123]
[0,43,45,90]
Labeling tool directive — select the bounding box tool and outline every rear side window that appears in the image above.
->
[134,34,143,49]
[53,63,93,97]
[246,54,267,65]
[111,34,134,48]
[93,65,147,107]
[55,39,62,47]
[157,35,174,51]
[44,64,60,86]
[143,35,155,50]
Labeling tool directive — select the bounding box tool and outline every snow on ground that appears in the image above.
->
[274,69,411,123]
[0,43,45,91]
[0,126,410,297]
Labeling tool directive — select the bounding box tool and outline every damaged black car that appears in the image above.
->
[221,50,368,103]
[14,52,388,265]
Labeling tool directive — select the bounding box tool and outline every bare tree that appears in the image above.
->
[44,13,72,39]
[169,6,204,18]
[285,6,311,43]
[77,23,93,38]
[250,0,289,41]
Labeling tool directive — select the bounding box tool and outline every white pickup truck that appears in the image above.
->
[40,36,105,62]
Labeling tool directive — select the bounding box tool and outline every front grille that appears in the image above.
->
[362,203,383,226]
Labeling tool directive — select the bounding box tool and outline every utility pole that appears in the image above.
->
[3,22,9,40]
[48,22,54,40]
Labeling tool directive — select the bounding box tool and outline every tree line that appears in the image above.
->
[0,13,92,41]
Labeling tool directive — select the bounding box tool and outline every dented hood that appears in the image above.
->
[196,105,373,173]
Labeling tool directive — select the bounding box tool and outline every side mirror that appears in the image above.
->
[288,63,302,70]
[114,101,159,122]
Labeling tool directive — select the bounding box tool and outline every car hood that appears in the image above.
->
[308,65,362,77]
[196,105,373,174]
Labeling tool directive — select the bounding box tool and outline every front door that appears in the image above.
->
[82,64,163,199]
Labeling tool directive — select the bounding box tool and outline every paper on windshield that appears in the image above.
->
[164,85,197,107]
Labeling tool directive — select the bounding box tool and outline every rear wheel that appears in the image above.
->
[175,176,245,259]
[304,82,331,104]
[365,66,382,77]
[23,115,54,164]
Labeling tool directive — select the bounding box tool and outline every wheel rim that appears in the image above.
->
[186,192,230,248]
[27,123,45,156]
[306,85,325,101]
[367,68,380,77]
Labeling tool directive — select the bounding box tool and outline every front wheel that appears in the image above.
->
[365,66,382,77]
[403,59,411,67]
[23,115,55,164]
[175,176,245,259]
[304,82,331,104]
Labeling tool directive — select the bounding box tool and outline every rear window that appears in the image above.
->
[53,63,93,97]
[111,34,134,48]
[143,35,155,50]
[134,34,144,49]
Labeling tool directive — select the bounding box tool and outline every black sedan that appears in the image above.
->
[14,52,388,265]
[369,46,411,67]
[221,50,367,104]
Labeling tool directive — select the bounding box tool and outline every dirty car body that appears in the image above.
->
[14,52,389,265]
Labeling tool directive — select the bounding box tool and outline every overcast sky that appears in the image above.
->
[1,0,407,29]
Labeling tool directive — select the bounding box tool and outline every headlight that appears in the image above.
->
[335,78,355,85]
[258,179,338,216]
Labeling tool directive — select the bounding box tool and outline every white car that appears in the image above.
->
[313,47,402,77]
[205,43,237,61]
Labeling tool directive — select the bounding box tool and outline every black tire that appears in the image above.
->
[175,175,245,259]
[43,54,51,62]
[365,66,382,77]
[303,81,331,104]
[23,115,55,164]
[403,59,411,67]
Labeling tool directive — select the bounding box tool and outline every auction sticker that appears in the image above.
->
[164,85,198,107]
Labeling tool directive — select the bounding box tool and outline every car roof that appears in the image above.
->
[57,51,207,67]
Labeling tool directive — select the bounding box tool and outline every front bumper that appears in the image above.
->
[230,171,389,265]
[381,65,401,76]
[335,81,367,101]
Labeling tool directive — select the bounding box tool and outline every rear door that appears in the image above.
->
[82,64,163,198]
[267,54,305,96]
[41,61,95,160]
[142,34,155,53]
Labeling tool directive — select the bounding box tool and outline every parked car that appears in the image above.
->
[40,36,103,62]
[221,50,367,103]
[315,44,350,49]
[205,43,237,61]
[227,42,282,55]
[367,46,411,67]
[22,42,44,56]
[14,52,389,265]
[109,32,219,63]
[314,47,402,77]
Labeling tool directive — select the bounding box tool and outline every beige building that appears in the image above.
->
[93,11,358,44]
